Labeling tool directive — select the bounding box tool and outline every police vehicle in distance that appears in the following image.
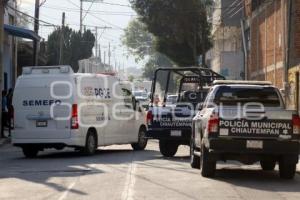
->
[146,67,225,157]
[190,80,300,179]
[12,66,147,158]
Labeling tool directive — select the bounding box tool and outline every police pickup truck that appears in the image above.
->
[190,80,300,179]
[145,67,225,157]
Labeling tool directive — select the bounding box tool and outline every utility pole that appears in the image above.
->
[108,43,111,66]
[95,27,98,57]
[98,44,101,63]
[80,0,83,33]
[33,0,40,66]
[103,51,106,64]
[93,26,111,58]
[59,12,65,65]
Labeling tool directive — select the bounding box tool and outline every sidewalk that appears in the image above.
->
[0,137,10,147]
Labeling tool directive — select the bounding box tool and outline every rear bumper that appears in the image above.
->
[12,129,84,147]
[208,138,300,155]
[146,128,191,143]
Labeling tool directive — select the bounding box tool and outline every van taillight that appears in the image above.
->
[146,111,153,125]
[208,114,219,133]
[71,104,79,129]
[292,115,300,134]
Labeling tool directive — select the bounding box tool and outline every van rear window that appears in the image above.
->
[214,86,281,107]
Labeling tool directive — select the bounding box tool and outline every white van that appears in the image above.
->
[12,66,147,158]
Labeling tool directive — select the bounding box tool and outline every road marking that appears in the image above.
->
[58,180,77,200]
[121,162,137,200]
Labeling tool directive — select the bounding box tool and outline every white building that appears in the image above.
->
[78,57,114,74]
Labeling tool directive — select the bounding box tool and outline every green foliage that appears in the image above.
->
[143,53,173,79]
[128,75,135,82]
[122,19,154,62]
[47,27,95,72]
[130,0,212,67]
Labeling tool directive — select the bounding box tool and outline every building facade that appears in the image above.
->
[243,0,300,111]
[207,0,244,80]
[3,0,17,90]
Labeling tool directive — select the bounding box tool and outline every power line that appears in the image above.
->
[65,0,125,30]
[82,1,95,21]
[98,1,131,8]
[38,5,137,16]
[6,4,59,27]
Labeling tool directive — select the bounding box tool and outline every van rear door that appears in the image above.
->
[13,72,74,139]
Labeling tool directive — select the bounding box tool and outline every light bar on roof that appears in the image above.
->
[213,80,272,86]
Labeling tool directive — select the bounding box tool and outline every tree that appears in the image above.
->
[122,19,174,81]
[128,75,135,82]
[130,0,212,67]
[122,19,154,62]
[143,53,173,79]
[47,27,95,72]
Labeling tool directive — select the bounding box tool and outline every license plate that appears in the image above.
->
[36,121,47,127]
[171,130,181,137]
[246,140,263,149]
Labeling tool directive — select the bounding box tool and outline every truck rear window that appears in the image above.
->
[214,86,281,107]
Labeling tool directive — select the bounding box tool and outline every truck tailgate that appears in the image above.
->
[218,110,294,138]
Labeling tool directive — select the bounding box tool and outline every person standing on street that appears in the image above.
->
[1,90,8,138]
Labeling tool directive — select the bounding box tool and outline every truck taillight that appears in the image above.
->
[71,104,79,129]
[208,115,219,133]
[292,115,300,134]
[146,111,153,125]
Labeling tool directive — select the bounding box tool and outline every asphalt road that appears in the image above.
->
[0,141,300,200]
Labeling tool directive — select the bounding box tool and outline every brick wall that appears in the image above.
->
[247,0,285,89]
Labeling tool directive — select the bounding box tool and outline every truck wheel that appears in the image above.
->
[131,128,148,151]
[200,144,216,178]
[260,160,276,171]
[82,131,97,156]
[279,157,296,179]
[159,140,178,157]
[190,140,200,169]
[22,146,39,158]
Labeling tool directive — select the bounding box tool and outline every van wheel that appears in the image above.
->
[260,160,276,171]
[82,131,97,156]
[279,157,296,179]
[22,146,39,158]
[159,140,178,157]
[190,139,200,169]
[131,128,148,151]
[200,144,216,178]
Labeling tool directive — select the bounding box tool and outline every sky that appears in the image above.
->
[18,0,139,69]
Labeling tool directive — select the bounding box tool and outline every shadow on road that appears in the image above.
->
[0,147,160,197]
[214,167,300,193]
